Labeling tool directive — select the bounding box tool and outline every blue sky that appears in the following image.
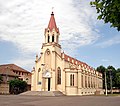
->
[0,0,120,71]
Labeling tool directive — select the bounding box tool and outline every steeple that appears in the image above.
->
[44,12,60,44]
[48,12,59,33]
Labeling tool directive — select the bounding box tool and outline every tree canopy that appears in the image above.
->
[96,65,120,89]
[0,75,3,84]
[90,0,120,31]
[9,79,27,94]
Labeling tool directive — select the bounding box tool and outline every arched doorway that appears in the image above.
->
[42,70,51,91]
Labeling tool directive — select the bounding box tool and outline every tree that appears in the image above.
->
[96,65,106,89]
[96,65,106,73]
[107,66,116,90]
[9,79,27,94]
[116,68,120,88]
[116,72,120,88]
[96,65,120,92]
[90,0,120,31]
[117,68,120,72]
[0,75,3,84]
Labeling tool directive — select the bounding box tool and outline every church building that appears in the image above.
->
[31,12,103,95]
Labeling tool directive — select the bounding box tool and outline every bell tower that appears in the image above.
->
[41,11,61,70]
[38,12,61,91]
[44,12,60,44]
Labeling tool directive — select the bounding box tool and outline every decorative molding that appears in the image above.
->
[42,42,61,48]
[65,71,78,73]
[65,86,78,88]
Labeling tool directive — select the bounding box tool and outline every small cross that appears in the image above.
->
[52,7,54,12]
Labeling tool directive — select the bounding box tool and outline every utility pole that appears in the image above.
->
[104,70,107,96]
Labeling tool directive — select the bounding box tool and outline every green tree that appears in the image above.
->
[9,79,27,94]
[96,65,106,73]
[116,72,120,88]
[107,66,116,90]
[90,0,120,31]
[116,68,120,88]
[96,65,120,91]
[96,65,106,89]
[0,75,3,84]
[117,68,120,72]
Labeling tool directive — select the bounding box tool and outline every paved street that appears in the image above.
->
[0,95,120,106]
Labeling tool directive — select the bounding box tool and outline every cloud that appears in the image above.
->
[101,59,109,62]
[11,55,35,71]
[96,34,120,48]
[0,0,101,70]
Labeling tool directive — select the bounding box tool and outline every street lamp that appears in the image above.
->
[108,69,113,94]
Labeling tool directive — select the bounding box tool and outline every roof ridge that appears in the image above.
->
[64,53,90,67]
[0,63,14,66]
[0,64,31,73]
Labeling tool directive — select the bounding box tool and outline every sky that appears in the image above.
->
[0,0,120,71]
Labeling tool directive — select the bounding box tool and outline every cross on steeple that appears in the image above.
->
[52,7,54,12]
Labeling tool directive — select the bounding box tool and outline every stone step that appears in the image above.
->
[20,91,65,96]
[53,91,65,96]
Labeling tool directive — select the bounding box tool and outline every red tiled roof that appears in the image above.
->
[47,12,59,33]
[0,67,19,77]
[62,53,95,72]
[63,53,83,65]
[0,64,30,73]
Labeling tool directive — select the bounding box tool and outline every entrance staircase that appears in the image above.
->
[19,91,65,96]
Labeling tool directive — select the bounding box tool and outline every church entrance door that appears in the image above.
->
[48,78,50,91]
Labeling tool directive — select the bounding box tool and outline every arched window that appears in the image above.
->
[70,74,74,86]
[37,68,41,83]
[57,67,61,84]
[93,77,95,88]
[91,77,93,88]
[38,68,41,72]
[70,74,72,86]
[88,76,90,88]
[85,76,87,88]
[45,49,51,68]
[48,35,50,43]
[81,75,83,88]
[73,74,74,86]
[52,35,54,42]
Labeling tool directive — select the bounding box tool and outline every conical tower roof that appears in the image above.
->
[48,12,59,33]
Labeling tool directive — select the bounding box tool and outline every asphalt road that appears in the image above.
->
[0,95,120,106]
